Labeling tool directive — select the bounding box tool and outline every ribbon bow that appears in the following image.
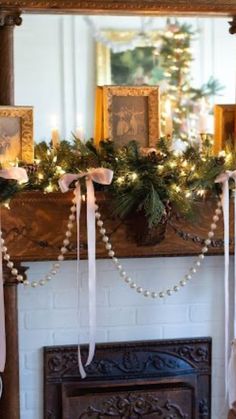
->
[59,168,113,378]
[215,170,236,407]
[0,167,28,374]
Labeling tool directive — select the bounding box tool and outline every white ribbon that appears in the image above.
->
[59,168,113,378]
[215,170,236,407]
[0,167,28,374]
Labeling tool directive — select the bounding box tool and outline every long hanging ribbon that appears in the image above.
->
[59,168,113,378]
[215,170,236,408]
[0,167,28,374]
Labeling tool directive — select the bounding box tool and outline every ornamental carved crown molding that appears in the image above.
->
[0,9,22,27]
[0,0,236,14]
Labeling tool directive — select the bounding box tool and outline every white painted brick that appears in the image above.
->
[95,269,137,287]
[18,312,25,330]
[108,325,163,342]
[137,305,188,325]
[20,391,26,411]
[163,322,223,339]
[25,309,78,329]
[19,291,53,310]
[20,410,41,419]
[108,285,164,307]
[19,330,53,350]
[190,304,223,323]
[20,371,42,390]
[212,397,226,419]
[25,391,41,409]
[25,351,43,371]
[163,282,222,305]
[18,254,232,419]
[212,337,225,359]
[81,307,136,327]
[212,376,225,397]
[53,328,108,345]
[53,287,108,308]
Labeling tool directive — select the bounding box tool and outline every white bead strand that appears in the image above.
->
[1,196,77,287]
[96,198,222,299]
[1,192,222,297]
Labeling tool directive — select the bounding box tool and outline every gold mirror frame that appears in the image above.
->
[0,0,236,15]
[96,30,167,85]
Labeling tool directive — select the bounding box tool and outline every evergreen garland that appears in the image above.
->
[0,137,233,228]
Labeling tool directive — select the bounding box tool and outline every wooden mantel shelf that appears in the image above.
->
[1,191,232,261]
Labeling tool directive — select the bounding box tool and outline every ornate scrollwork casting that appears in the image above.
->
[78,394,188,418]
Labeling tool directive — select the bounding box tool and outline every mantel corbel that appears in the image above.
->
[228,16,236,34]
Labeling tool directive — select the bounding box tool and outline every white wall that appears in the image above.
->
[14,15,96,140]
[14,15,236,419]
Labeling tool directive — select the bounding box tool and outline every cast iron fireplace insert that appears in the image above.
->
[44,337,211,419]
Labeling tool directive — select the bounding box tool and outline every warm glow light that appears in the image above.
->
[50,114,60,149]
[117,176,125,185]
[56,166,66,175]
[219,150,226,158]
[50,114,59,129]
[185,191,192,198]
[172,184,181,193]
[197,189,206,197]
[76,113,84,141]
[45,183,54,193]
[130,172,138,181]
[164,99,173,138]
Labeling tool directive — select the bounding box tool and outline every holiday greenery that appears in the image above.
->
[0,137,229,229]
[111,19,222,140]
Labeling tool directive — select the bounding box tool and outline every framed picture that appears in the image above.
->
[102,86,160,147]
[0,106,34,164]
[214,104,236,153]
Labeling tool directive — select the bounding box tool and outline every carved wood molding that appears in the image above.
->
[0,9,22,27]
[1,191,233,261]
[0,0,236,15]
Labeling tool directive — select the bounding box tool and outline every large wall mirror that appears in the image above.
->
[14,15,235,142]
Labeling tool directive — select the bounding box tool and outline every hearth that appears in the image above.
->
[44,337,211,419]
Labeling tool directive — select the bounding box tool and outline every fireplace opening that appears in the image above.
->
[44,337,211,418]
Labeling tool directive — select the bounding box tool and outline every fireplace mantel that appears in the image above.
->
[1,191,232,261]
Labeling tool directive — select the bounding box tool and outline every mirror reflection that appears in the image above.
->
[15,15,236,143]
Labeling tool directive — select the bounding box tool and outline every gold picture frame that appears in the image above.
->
[214,104,236,153]
[0,106,34,164]
[102,86,160,148]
